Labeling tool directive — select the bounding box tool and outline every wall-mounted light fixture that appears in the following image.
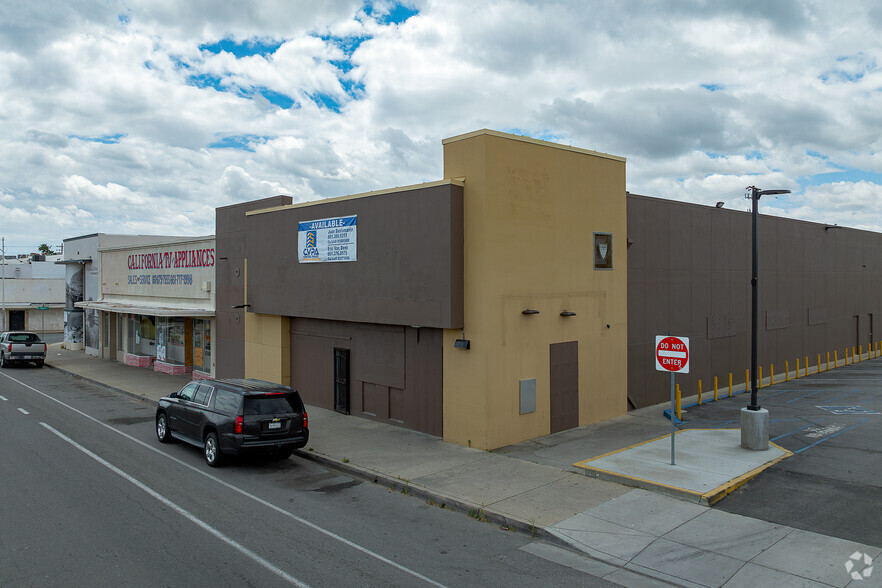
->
[560,311,577,317]
[715,202,725,208]
[522,309,540,315]
[454,329,470,350]
[230,303,251,309]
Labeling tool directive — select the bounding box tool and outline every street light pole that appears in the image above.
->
[742,186,790,449]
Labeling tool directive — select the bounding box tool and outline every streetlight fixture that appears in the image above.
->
[742,186,790,450]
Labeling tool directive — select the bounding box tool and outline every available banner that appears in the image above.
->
[298,215,357,263]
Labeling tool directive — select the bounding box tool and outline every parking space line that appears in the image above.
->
[40,422,310,588]
[793,419,869,454]
[771,422,818,441]
[784,390,828,403]
[17,408,29,415]
[818,390,864,404]
[0,395,7,401]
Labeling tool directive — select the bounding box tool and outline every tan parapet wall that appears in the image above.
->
[442,130,628,450]
[244,312,291,386]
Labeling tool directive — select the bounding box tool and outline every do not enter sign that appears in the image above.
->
[655,335,690,373]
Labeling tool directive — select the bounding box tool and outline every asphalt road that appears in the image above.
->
[678,358,882,547]
[0,366,613,587]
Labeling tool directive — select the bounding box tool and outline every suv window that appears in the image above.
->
[244,395,300,415]
[9,333,39,342]
[178,382,198,402]
[192,384,213,405]
[213,389,241,415]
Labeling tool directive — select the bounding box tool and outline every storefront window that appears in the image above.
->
[194,319,211,374]
[128,314,156,357]
[156,317,186,365]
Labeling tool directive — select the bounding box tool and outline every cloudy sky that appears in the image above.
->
[2,0,881,254]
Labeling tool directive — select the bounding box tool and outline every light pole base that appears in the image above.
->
[740,407,769,450]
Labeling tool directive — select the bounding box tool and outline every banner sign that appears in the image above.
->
[298,215,357,263]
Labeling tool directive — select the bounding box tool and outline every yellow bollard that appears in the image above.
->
[853,346,856,363]
[714,376,718,401]
[698,380,702,405]
[675,384,682,420]
[770,364,774,385]
[859,345,863,362]
[746,369,750,393]
[758,366,763,389]
[785,360,789,381]
[796,358,800,379]
[826,352,829,372]
[729,373,733,397]
[835,350,838,368]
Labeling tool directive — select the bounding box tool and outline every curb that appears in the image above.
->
[44,363,155,406]
[293,447,590,556]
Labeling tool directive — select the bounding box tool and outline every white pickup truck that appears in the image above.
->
[0,331,47,368]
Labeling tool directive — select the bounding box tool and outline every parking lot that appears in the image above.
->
[677,358,882,547]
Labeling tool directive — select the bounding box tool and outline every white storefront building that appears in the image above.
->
[0,254,65,334]
[73,235,216,378]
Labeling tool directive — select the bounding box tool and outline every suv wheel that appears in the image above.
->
[204,432,224,467]
[0,353,6,368]
[156,413,172,443]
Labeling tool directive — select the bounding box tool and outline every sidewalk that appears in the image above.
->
[45,344,881,587]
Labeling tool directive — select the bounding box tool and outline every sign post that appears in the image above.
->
[655,335,690,465]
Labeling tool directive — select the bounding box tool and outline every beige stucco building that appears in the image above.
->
[217,130,628,449]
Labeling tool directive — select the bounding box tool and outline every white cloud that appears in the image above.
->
[0,0,881,254]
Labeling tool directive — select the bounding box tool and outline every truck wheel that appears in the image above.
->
[36,360,44,368]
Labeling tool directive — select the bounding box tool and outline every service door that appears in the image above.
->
[334,348,350,415]
[550,341,579,434]
[9,311,24,331]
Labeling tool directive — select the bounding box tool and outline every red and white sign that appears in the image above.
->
[655,335,690,373]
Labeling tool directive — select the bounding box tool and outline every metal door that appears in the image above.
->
[9,311,24,331]
[550,341,579,434]
[334,348,350,415]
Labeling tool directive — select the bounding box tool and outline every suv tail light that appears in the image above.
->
[234,415,243,434]
[43,343,47,352]
[6,344,11,352]
[303,411,308,430]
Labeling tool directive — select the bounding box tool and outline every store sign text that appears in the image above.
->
[127,248,215,270]
[128,274,194,286]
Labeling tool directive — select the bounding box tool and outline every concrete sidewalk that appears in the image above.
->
[43,344,881,587]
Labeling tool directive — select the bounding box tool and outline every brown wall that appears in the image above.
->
[245,182,463,329]
[290,318,443,435]
[628,192,882,408]
[216,196,293,378]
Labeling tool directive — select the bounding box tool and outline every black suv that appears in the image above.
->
[155,379,309,467]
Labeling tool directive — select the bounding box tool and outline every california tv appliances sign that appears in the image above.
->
[298,215,357,263]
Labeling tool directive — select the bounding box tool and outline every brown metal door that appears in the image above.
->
[334,348,350,415]
[550,341,579,434]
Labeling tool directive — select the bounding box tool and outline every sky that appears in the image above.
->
[2,0,882,254]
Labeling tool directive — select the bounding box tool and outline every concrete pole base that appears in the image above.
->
[740,407,769,450]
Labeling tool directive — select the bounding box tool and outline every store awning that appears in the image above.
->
[74,300,214,317]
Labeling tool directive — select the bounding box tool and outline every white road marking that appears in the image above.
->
[1,371,447,588]
[40,422,309,588]
[17,407,29,415]
[0,395,7,401]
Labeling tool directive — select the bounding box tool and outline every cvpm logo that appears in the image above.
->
[301,230,320,259]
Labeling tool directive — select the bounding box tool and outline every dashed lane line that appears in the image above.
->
[0,370,448,588]
[41,422,310,588]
